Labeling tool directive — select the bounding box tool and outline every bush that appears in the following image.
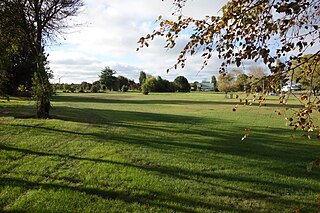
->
[17,85,32,97]
[141,82,150,95]
[121,85,128,92]
[91,85,99,93]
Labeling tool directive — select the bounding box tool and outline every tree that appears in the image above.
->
[117,76,129,92]
[91,81,100,93]
[217,73,235,95]
[1,0,83,118]
[79,81,90,92]
[173,76,190,92]
[0,1,34,97]
[235,73,249,92]
[248,66,267,79]
[100,66,117,91]
[140,75,176,93]
[139,0,319,139]
[247,66,267,92]
[141,77,158,94]
[211,75,217,91]
[139,71,147,85]
[291,54,320,96]
[128,80,138,91]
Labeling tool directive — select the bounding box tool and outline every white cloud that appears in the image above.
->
[48,0,268,84]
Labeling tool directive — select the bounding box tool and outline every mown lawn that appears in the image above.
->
[0,92,319,212]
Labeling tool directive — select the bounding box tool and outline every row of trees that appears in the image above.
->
[99,67,138,92]
[139,71,190,94]
[58,60,318,95]
[217,66,267,94]
[55,75,138,93]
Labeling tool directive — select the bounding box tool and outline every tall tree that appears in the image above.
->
[100,66,117,91]
[0,1,34,96]
[139,71,147,85]
[1,0,83,118]
[248,66,267,92]
[211,75,217,90]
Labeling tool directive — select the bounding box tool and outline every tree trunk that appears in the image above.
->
[33,53,51,119]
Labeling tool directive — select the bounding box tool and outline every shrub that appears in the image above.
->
[121,85,128,92]
[91,85,99,93]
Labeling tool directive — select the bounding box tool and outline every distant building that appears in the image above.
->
[196,82,215,91]
[281,84,301,92]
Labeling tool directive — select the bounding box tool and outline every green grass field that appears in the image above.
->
[0,92,319,212]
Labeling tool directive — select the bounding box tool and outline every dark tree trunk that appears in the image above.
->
[34,52,51,119]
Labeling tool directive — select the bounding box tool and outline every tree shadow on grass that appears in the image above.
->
[52,94,303,108]
[0,177,256,213]
[1,143,319,212]
[50,106,211,125]
[1,96,319,211]
[5,105,320,181]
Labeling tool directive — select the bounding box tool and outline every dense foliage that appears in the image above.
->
[0,0,83,118]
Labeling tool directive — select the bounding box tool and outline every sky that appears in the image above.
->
[47,0,232,84]
[46,0,319,84]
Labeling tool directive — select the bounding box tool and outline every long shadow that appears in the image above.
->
[2,94,319,211]
[52,95,304,108]
[0,177,256,213]
[0,144,318,211]
[5,110,320,180]
[50,106,211,125]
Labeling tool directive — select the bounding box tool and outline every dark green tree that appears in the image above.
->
[79,81,90,92]
[156,76,176,92]
[211,75,217,91]
[173,76,190,92]
[91,81,101,93]
[100,66,117,91]
[139,71,147,85]
[0,1,34,97]
[1,0,83,118]
[117,76,129,91]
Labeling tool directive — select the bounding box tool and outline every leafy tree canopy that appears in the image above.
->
[139,71,147,85]
[0,0,83,118]
[174,76,190,92]
[291,53,320,95]
[100,66,117,91]
[139,0,319,139]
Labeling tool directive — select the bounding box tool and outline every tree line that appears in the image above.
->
[57,62,317,96]
[55,67,192,94]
